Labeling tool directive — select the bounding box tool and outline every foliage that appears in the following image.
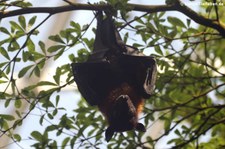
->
[0,0,225,148]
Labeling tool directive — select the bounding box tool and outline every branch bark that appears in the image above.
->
[0,3,175,17]
[173,0,225,37]
[0,2,225,37]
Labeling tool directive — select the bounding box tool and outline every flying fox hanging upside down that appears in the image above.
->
[71,11,157,142]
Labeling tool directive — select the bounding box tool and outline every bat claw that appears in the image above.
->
[116,95,130,101]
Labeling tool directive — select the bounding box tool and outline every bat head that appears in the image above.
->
[105,95,146,142]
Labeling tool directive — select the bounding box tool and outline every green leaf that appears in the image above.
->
[32,30,39,35]
[159,12,166,18]
[22,51,30,62]
[6,63,11,74]
[37,81,57,86]
[4,99,11,108]
[62,137,70,149]
[155,45,163,55]
[0,27,10,35]
[46,125,57,132]
[168,17,186,28]
[70,21,81,31]
[164,118,172,132]
[27,38,35,51]
[52,109,58,116]
[30,51,44,61]
[15,110,22,118]
[34,66,40,77]
[37,58,45,69]
[0,119,9,130]
[10,21,24,31]
[54,49,65,60]
[10,1,32,8]
[8,40,20,51]
[49,35,65,44]
[147,22,157,33]
[13,134,21,142]
[15,57,21,62]
[18,65,33,78]
[187,19,191,27]
[19,15,26,29]
[188,27,199,34]
[59,30,69,39]
[39,115,44,126]
[70,137,77,148]
[158,25,168,36]
[168,28,177,38]
[55,95,60,107]
[38,41,46,55]
[28,16,37,27]
[0,80,7,84]
[0,114,15,121]
[87,128,96,137]
[47,113,54,119]
[0,47,10,60]
[53,67,61,85]
[48,45,65,53]
[81,24,89,31]
[31,131,43,142]
[68,54,75,62]
[0,62,8,69]
[15,99,22,109]
[174,129,181,136]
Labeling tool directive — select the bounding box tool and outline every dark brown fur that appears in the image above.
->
[98,82,145,141]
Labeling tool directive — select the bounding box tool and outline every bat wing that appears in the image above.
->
[71,11,157,106]
[71,61,123,105]
[72,61,111,105]
[71,12,126,106]
[118,54,157,98]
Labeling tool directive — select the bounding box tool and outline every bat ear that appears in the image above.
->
[105,126,114,142]
[136,123,146,132]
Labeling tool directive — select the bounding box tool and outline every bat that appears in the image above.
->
[71,11,157,142]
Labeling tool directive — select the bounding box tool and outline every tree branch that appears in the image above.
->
[0,2,225,37]
[0,3,174,18]
[173,0,225,37]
